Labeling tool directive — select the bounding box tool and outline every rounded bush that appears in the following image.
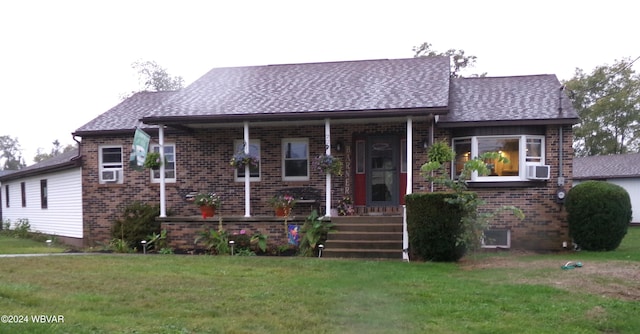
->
[406,193,468,262]
[565,181,631,251]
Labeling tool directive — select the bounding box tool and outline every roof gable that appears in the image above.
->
[151,57,451,118]
[74,91,177,135]
[441,75,579,126]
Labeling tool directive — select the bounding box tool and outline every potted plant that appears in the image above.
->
[143,151,163,169]
[337,195,355,216]
[194,192,222,218]
[312,154,343,176]
[229,151,260,169]
[269,194,296,217]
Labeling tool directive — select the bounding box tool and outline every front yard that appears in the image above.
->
[0,228,638,333]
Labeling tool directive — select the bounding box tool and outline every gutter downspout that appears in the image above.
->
[403,116,413,262]
[244,121,251,217]
[159,125,167,217]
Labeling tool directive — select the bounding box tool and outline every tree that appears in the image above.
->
[565,57,640,156]
[120,60,185,100]
[412,42,486,78]
[33,140,77,163]
[0,135,25,170]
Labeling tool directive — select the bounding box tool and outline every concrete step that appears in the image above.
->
[321,248,403,259]
[324,239,402,250]
[328,231,402,241]
[333,223,403,233]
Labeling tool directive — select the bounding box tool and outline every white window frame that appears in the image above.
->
[453,135,545,182]
[233,139,261,182]
[282,138,309,181]
[482,229,511,248]
[150,143,177,183]
[99,145,124,184]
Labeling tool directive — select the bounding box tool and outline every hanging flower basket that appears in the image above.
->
[312,154,343,176]
[229,151,260,169]
[143,152,163,169]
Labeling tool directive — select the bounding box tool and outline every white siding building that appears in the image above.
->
[0,149,83,246]
[574,153,640,224]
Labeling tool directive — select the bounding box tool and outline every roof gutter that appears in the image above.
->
[140,107,449,126]
[0,159,82,182]
[437,118,580,128]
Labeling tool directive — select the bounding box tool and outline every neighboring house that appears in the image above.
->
[73,57,579,253]
[574,153,640,223]
[0,149,83,247]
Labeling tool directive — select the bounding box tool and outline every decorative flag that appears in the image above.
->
[129,128,151,171]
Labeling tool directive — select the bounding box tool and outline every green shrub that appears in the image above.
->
[566,181,631,251]
[111,201,161,250]
[406,193,470,262]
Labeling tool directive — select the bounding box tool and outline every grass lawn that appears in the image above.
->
[0,236,67,254]
[0,228,638,333]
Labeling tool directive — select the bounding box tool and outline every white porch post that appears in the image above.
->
[403,117,413,261]
[159,124,167,218]
[243,121,251,217]
[324,118,332,217]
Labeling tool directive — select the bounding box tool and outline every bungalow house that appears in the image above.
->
[574,153,640,223]
[73,56,579,256]
[0,149,83,247]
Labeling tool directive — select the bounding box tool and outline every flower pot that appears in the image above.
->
[275,207,291,217]
[200,205,216,218]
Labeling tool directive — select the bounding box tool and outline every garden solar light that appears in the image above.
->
[229,240,235,255]
[141,240,147,254]
[318,244,324,258]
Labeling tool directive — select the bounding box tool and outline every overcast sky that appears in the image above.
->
[1,0,638,166]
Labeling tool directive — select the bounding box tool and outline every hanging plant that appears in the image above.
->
[229,151,260,169]
[312,154,343,176]
[143,152,163,169]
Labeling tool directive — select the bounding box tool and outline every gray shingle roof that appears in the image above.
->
[574,153,640,179]
[74,91,177,135]
[150,57,451,118]
[0,148,81,182]
[440,75,579,126]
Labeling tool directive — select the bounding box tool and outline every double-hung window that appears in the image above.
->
[99,145,123,184]
[234,140,261,181]
[282,138,309,181]
[453,135,545,181]
[150,144,176,183]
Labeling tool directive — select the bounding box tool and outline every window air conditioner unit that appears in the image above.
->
[102,169,120,182]
[526,165,550,180]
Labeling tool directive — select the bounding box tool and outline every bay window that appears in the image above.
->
[453,135,545,181]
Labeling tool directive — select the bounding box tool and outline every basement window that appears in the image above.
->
[482,229,511,248]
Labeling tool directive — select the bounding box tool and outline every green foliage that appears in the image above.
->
[566,181,631,251]
[111,201,161,250]
[412,41,486,78]
[195,228,230,255]
[413,142,523,261]
[132,59,184,92]
[565,57,640,156]
[299,210,335,257]
[143,151,162,169]
[406,193,468,261]
[0,135,26,170]
[145,229,171,253]
[109,238,133,253]
[250,232,268,253]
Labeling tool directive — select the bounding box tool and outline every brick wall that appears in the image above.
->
[80,121,573,251]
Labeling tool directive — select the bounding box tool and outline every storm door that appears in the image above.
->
[367,136,399,205]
